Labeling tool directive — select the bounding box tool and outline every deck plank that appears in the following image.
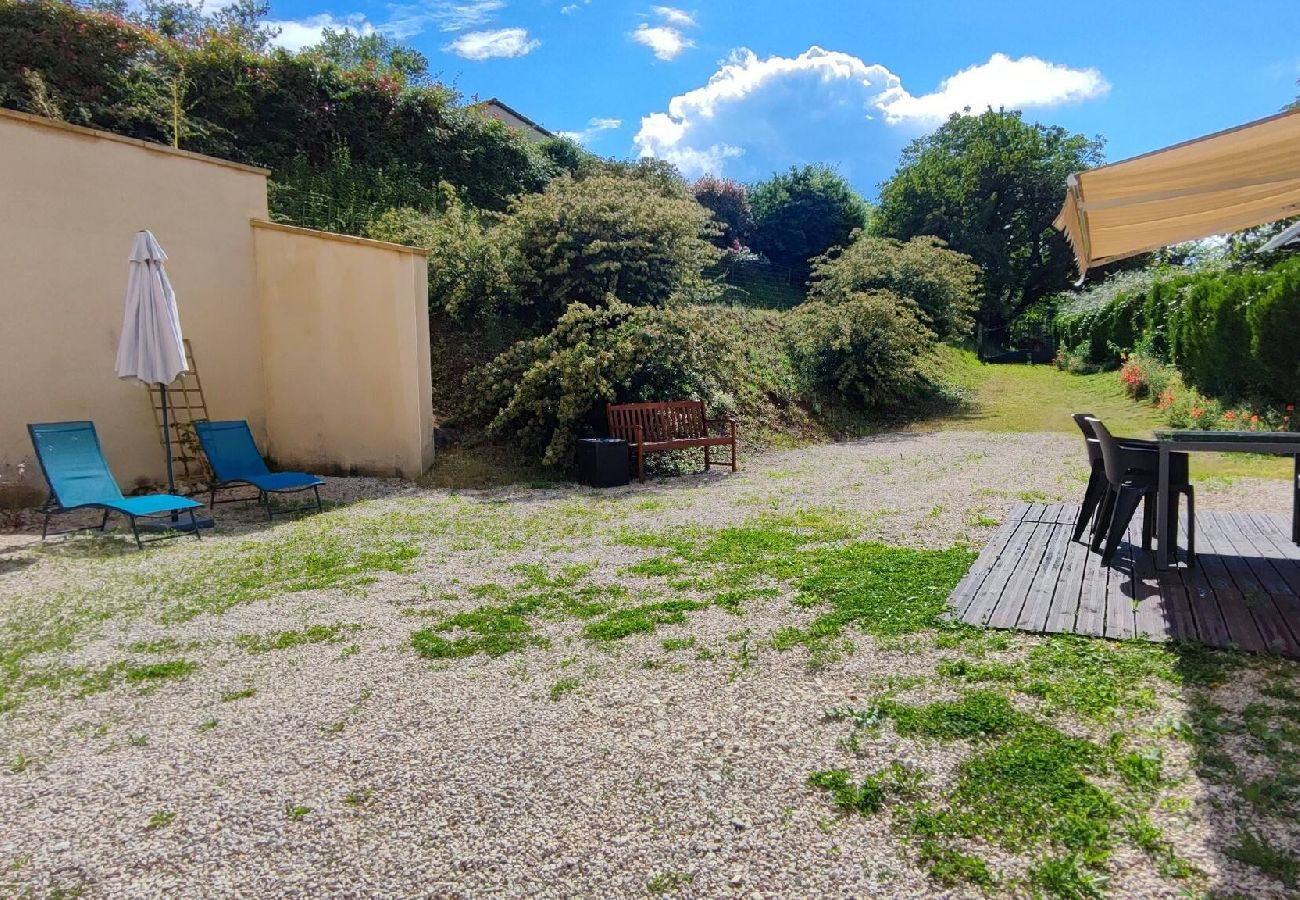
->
[1103,518,1138,641]
[1017,515,1074,632]
[945,504,1300,658]
[961,521,1040,627]
[1044,530,1091,635]
[1200,511,1299,657]
[987,522,1053,630]
[947,512,1023,618]
[1190,513,1271,654]
[1074,528,1111,638]
[1132,521,1175,642]
[1222,513,1300,650]
[1174,513,1230,646]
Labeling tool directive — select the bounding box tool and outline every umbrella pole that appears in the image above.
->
[161,383,177,520]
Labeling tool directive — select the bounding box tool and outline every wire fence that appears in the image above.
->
[713,258,808,310]
[266,182,390,236]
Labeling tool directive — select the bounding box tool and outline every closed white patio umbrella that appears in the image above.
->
[115,230,190,512]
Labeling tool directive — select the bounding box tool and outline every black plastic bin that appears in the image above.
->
[576,438,630,488]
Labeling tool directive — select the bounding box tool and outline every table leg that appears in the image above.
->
[1157,443,1171,569]
[1293,454,1299,545]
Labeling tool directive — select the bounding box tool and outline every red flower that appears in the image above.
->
[1251,415,1261,423]
[1224,410,1237,421]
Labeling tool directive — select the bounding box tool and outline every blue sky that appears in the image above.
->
[264,0,1300,198]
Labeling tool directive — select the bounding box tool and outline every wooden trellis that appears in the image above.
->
[147,338,211,490]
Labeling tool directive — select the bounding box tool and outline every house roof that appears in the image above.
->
[472,98,553,139]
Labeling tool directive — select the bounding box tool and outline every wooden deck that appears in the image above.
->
[947,502,1300,657]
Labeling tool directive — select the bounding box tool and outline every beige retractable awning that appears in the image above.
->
[1054,108,1300,279]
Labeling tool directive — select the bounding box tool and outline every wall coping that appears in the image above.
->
[0,108,271,177]
[250,218,431,255]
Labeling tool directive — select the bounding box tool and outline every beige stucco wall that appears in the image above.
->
[252,220,434,479]
[0,109,434,497]
[0,109,270,490]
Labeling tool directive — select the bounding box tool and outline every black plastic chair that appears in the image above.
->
[1087,417,1195,565]
[1070,413,1111,543]
[1069,413,1190,545]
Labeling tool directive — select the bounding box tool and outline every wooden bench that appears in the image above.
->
[607,400,737,482]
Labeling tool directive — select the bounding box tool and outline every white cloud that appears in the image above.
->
[385,0,505,39]
[634,47,1108,182]
[651,5,694,27]
[560,0,590,13]
[446,27,540,60]
[878,52,1109,125]
[632,24,692,60]
[558,116,623,144]
[265,13,376,51]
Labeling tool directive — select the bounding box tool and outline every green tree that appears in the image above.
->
[874,109,1104,328]
[301,28,430,86]
[1,0,564,223]
[749,165,871,272]
[809,234,981,341]
[693,175,754,248]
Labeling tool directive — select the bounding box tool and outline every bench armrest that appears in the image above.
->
[704,417,737,437]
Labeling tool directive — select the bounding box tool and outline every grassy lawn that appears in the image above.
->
[922,351,1292,481]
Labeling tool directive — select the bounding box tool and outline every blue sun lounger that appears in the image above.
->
[28,421,203,549]
[193,420,323,520]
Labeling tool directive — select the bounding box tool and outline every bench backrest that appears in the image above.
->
[608,401,707,443]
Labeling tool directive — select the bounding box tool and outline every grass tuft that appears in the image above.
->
[583,600,707,641]
[125,659,197,683]
[236,624,360,654]
[883,691,1027,741]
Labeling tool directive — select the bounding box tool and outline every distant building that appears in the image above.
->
[473,98,552,144]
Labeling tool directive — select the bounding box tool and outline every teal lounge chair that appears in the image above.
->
[193,420,323,520]
[28,421,202,549]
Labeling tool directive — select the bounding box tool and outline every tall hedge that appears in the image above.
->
[0,0,564,213]
[1054,258,1300,404]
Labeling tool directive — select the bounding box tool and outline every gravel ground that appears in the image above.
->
[0,431,1296,899]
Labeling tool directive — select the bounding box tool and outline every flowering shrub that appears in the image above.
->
[1119,356,1149,399]
[808,234,981,341]
[506,173,722,327]
[1117,352,1296,433]
[1118,349,1174,402]
[462,301,747,466]
[365,189,518,324]
[787,292,937,407]
[463,292,948,467]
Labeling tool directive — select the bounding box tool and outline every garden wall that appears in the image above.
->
[252,220,433,478]
[0,109,433,498]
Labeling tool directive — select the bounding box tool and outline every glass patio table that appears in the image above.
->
[1155,430,1300,569]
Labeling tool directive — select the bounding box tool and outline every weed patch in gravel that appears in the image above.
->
[812,651,1207,895]
[124,659,197,682]
[236,623,361,654]
[583,599,708,641]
